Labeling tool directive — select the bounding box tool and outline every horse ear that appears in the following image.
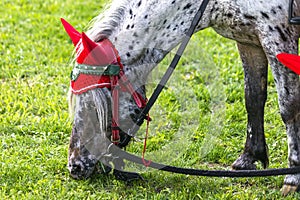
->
[81,32,98,52]
[78,32,116,65]
[61,18,81,46]
[277,53,300,75]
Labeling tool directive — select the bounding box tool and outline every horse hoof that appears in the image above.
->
[232,154,257,170]
[232,151,269,170]
[281,185,299,196]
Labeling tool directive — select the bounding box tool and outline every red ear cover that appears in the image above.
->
[277,53,300,75]
[61,19,118,65]
[76,32,117,65]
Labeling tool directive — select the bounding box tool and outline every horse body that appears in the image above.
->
[66,0,300,194]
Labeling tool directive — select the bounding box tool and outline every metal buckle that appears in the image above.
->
[289,0,300,25]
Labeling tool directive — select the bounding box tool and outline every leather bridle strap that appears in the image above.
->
[110,62,148,145]
[111,74,121,144]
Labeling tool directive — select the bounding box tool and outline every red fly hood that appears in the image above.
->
[277,53,300,75]
[61,18,118,66]
[61,18,121,94]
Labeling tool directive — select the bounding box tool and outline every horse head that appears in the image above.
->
[62,19,146,179]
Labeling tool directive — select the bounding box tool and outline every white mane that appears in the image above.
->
[87,0,131,41]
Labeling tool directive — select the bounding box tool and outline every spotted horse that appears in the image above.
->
[63,0,300,195]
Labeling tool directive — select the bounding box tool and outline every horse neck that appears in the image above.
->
[88,0,213,83]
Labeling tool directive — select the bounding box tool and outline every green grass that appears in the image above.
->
[0,0,299,199]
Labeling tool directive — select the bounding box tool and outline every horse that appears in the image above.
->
[63,0,300,195]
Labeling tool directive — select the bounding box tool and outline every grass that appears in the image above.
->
[0,0,299,199]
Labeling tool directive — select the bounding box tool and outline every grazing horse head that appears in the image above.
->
[63,19,148,179]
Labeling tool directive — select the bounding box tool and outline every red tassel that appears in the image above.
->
[277,53,300,75]
[142,113,152,167]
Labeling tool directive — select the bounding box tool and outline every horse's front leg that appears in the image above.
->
[232,43,269,170]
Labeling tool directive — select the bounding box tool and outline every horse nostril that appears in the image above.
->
[70,164,82,175]
[68,159,96,179]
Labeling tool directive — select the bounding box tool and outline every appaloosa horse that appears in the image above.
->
[63,0,300,195]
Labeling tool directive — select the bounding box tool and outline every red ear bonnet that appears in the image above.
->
[277,53,300,75]
[61,18,118,66]
[61,18,121,94]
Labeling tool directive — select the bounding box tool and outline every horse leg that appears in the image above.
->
[232,42,269,170]
[258,33,300,195]
[271,61,300,195]
[272,60,300,195]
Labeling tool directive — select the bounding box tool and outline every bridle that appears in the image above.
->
[71,0,300,177]
[70,42,148,147]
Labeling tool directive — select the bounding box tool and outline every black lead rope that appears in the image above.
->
[118,0,300,177]
[128,0,210,136]
[110,145,300,177]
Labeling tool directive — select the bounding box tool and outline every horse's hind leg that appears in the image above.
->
[272,59,300,195]
[271,54,300,195]
[232,42,269,170]
[257,32,300,195]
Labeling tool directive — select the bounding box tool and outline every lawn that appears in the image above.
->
[1,0,299,199]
